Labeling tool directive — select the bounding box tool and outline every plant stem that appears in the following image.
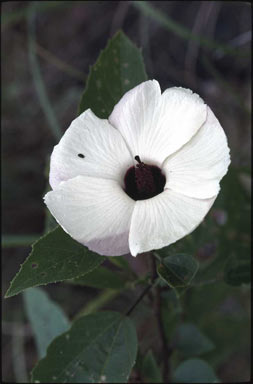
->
[2,234,39,248]
[201,54,250,116]
[2,1,76,29]
[125,253,160,316]
[132,1,249,58]
[125,283,153,316]
[35,43,86,81]
[150,254,172,383]
[73,273,153,321]
[156,285,172,382]
[73,289,119,320]
[27,2,62,142]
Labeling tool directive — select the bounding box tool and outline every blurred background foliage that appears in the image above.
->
[2,1,251,383]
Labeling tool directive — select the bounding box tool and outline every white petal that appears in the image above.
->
[157,87,207,160]
[44,176,135,256]
[49,109,133,190]
[129,190,216,256]
[109,80,162,165]
[109,83,207,166]
[163,107,231,199]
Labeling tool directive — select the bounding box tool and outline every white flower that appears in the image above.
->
[44,80,230,257]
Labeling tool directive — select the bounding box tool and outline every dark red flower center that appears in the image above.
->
[124,155,166,200]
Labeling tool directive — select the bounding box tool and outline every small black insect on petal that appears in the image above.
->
[78,153,85,158]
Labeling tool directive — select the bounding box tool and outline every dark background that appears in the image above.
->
[2,1,251,383]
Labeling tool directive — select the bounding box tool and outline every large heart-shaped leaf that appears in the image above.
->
[32,311,138,383]
[78,30,147,117]
[5,226,105,297]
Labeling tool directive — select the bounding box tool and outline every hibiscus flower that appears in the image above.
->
[44,80,230,257]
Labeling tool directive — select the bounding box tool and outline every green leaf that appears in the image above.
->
[157,167,251,288]
[141,350,162,383]
[224,252,251,286]
[198,167,251,286]
[172,323,215,357]
[157,254,199,288]
[32,311,138,383]
[5,226,105,298]
[173,358,219,383]
[70,266,128,290]
[23,287,69,358]
[78,30,147,117]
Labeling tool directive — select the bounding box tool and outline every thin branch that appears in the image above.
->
[125,283,153,316]
[184,1,217,87]
[201,54,250,116]
[151,254,172,383]
[125,251,163,316]
[156,285,172,382]
[73,273,155,321]
[110,1,130,36]
[73,289,119,321]
[2,234,39,248]
[2,1,75,29]
[132,1,249,58]
[27,2,62,142]
[35,43,86,81]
